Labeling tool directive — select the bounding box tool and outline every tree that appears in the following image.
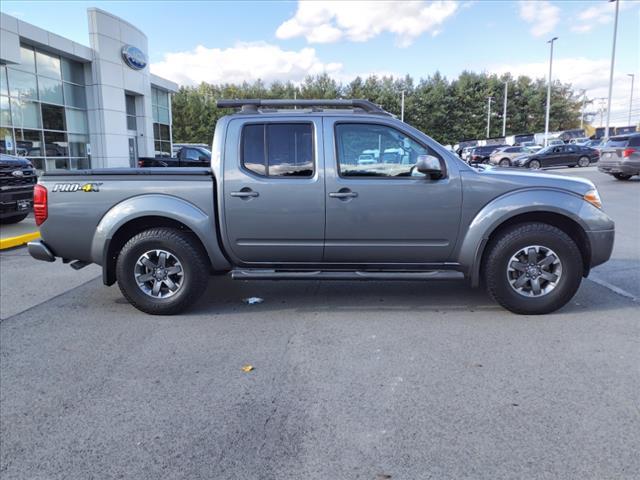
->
[171,71,584,145]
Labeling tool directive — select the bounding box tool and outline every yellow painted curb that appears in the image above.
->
[0,231,40,250]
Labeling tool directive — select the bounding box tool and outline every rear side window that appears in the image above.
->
[606,136,629,148]
[241,123,314,177]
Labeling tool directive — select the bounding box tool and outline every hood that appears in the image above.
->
[476,165,595,195]
[0,154,32,169]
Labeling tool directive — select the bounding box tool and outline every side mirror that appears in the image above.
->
[415,154,443,178]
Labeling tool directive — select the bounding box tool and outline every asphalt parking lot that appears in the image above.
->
[1,167,638,479]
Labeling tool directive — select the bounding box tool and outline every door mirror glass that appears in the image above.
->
[415,155,443,178]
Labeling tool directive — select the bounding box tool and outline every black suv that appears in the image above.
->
[0,154,37,224]
[138,146,211,168]
[469,145,508,164]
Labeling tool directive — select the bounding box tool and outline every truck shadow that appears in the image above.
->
[182,273,630,317]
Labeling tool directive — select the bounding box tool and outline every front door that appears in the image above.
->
[223,118,325,264]
[323,119,462,264]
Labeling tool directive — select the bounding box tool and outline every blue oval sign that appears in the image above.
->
[121,45,147,70]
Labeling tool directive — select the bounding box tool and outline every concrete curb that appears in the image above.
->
[0,231,40,250]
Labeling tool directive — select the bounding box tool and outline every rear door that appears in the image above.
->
[322,118,462,264]
[222,118,325,264]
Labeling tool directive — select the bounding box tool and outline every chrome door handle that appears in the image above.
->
[230,190,259,198]
[329,191,358,199]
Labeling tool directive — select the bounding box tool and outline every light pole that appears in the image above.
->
[544,36,558,147]
[502,81,508,137]
[401,90,405,122]
[580,89,587,130]
[486,96,493,138]
[604,0,619,139]
[627,73,635,126]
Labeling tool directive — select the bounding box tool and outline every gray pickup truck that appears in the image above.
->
[28,99,614,316]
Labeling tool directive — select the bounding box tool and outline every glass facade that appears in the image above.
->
[0,45,89,171]
[152,86,171,156]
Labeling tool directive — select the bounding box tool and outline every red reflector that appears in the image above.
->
[33,184,48,226]
[623,148,636,158]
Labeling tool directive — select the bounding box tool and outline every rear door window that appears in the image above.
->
[241,123,314,177]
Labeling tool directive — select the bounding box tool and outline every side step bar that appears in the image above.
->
[231,270,464,281]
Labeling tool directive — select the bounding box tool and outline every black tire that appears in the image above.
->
[528,159,541,170]
[116,227,209,315]
[613,173,632,180]
[484,223,583,315]
[0,213,29,224]
[577,156,590,167]
[499,158,510,167]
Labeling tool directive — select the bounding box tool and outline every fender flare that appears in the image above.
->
[91,194,230,279]
[456,188,590,287]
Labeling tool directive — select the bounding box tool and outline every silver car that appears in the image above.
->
[489,146,530,167]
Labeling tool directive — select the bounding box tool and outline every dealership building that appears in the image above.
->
[0,8,177,170]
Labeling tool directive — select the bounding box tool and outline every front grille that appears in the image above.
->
[0,168,38,188]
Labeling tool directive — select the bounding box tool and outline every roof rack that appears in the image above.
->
[216,99,392,116]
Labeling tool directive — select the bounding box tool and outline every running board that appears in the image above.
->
[231,270,464,281]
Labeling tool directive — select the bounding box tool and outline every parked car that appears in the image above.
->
[357,154,376,165]
[511,144,600,169]
[460,146,474,162]
[569,137,590,145]
[171,143,209,156]
[597,133,640,180]
[27,98,614,316]
[547,139,564,146]
[0,153,37,224]
[469,145,508,164]
[488,146,531,167]
[138,146,211,167]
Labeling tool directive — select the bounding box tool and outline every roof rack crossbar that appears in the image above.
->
[216,99,391,115]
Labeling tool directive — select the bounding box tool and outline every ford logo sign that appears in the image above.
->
[121,45,147,70]
[11,170,24,177]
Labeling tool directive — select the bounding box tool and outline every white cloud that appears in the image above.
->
[150,42,342,86]
[491,58,637,126]
[276,0,459,47]
[518,1,560,37]
[571,0,637,33]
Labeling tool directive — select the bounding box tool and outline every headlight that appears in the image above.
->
[584,189,602,209]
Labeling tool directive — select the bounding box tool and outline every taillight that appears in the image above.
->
[623,148,636,158]
[33,184,48,226]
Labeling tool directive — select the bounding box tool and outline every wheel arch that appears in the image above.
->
[457,189,592,287]
[91,194,230,285]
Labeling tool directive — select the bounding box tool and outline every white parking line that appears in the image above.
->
[588,273,638,303]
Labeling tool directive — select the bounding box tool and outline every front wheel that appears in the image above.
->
[116,227,209,315]
[613,173,632,180]
[484,223,583,315]
[577,156,590,167]
[499,158,510,167]
[528,159,541,170]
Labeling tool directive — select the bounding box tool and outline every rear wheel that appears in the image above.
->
[484,223,583,315]
[116,227,209,315]
[499,158,510,167]
[528,159,541,170]
[577,156,590,167]
[0,213,29,224]
[613,173,632,180]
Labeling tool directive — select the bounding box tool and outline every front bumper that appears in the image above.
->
[27,240,56,262]
[586,228,615,269]
[0,188,33,218]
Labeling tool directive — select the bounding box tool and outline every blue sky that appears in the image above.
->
[2,1,639,124]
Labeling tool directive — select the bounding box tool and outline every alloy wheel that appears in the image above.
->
[506,245,563,297]
[134,249,184,298]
